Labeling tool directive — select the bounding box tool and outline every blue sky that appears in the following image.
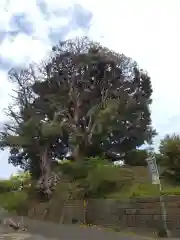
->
[0,0,180,178]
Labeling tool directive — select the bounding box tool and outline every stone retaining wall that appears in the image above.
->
[28,196,180,237]
[86,196,180,237]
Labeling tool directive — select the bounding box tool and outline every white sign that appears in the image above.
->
[151,174,160,185]
[146,156,160,185]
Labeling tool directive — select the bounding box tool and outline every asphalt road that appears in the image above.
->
[0,232,145,240]
[0,225,150,240]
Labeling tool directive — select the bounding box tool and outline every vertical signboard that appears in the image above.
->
[146,155,160,185]
[146,154,169,237]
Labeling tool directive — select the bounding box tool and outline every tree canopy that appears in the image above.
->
[0,37,155,194]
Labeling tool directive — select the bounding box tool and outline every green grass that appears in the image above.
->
[106,182,180,199]
[0,190,27,212]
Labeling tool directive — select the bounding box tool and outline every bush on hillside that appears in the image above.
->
[0,179,22,193]
[0,190,28,213]
[158,134,180,182]
[0,173,31,214]
[56,157,134,199]
[124,149,148,166]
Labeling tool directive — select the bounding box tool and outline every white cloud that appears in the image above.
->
[3,0,37,14]
[43,0,74,11]
[0,71,13,120]
[0,34,51,66]
[65,28,86,39]
[0,0,91,66]
[0,150,21,178]
[0,10,11,31]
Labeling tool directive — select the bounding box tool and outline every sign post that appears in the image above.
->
[146,154,169,237]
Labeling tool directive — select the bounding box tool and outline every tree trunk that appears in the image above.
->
[40,147,52,197]
[72,143,86,162]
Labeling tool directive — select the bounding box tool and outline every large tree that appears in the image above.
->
[0,37,155,194]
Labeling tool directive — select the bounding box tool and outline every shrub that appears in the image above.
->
[56,157,134,199]
[0,190,28,213]
[87,164,133,197]
[0,179,22,193]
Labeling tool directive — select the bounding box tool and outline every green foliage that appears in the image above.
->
[58,156,108,180]
[87,165,133,197]
[0,172,31,213]
[0,179,21,193]
[124,149,148,166]
[0,171,31,193]
[57,157,134,198]
[161,186,180,196]
[0,191,27,212]
[128,183,159,197]
[158,134,180,181]
[107,182,180,199]
[10,171,31,182]
[154,153,165,165]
